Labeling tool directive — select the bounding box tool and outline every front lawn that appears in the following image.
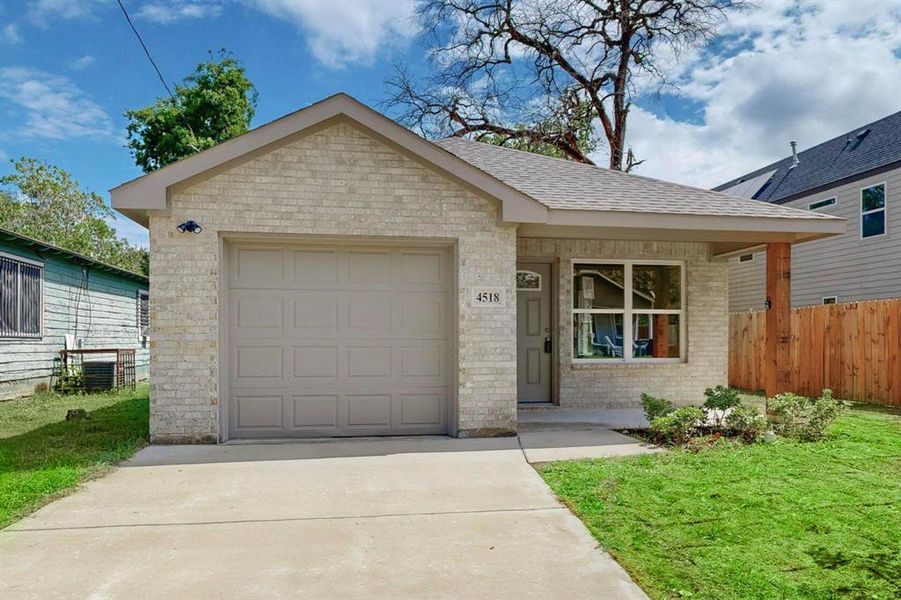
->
[0,384,149,529]
[540,407,901,599]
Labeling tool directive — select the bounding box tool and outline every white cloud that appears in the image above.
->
[619,0,901,188]
[0,67,117,141]
[1,23,22,44]
[26,0,102,26]
[68,54,96,70]
[247,0,417,68]
[137,2,223,24]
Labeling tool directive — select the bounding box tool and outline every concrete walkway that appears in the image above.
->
[1,437,648,599]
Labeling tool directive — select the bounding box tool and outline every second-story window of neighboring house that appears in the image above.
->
[861,183,886,238]
[809,197,836,211]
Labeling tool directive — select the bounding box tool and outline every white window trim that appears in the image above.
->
[0,251,45,339]
[808,196,836,211]
[860,182,887,240]
[822,296,838,305]
[571,259,686,364]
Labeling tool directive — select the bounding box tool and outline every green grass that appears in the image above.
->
[0,384,149,529]
[539,407,901,599]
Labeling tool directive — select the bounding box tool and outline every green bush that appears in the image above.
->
[650,406,706,445]
[641,393,675,423]
[725,402,768,442]
[703,385,741,427]
[768,389,849,441]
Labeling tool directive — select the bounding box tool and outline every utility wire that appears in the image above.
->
[115,0,177,102]
[115,0,199,149]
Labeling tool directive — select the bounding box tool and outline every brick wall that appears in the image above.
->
[149,120,517,442]
[517,238,728,407]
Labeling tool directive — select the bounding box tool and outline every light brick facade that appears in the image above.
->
[149,121,518,442]
[517,238,728,407]
[147,119,730,442]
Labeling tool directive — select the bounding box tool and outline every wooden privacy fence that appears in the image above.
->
[729,298,901,406]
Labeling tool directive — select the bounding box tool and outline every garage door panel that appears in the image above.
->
[346,394,392,427]
[235,394,285,429]
[236,347,284,379]
[228,243,451,438]
[290,394,339,428]
[292,294,339,330]
[292,250,338,282]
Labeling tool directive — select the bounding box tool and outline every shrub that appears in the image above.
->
[768,389,849,441]
[641,393,675,423]
[650,406,706,445]
[725,402,768,442]
[703,385,741,428]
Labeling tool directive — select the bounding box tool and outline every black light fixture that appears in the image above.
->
[177,220,203,234]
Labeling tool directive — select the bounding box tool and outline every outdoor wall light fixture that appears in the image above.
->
[177,220,203,234]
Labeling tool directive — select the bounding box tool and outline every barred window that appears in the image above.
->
[137,290,149,336]
[0,254,43,338]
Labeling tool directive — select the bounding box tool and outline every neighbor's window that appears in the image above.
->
[809,197,836,211]
[861,183,886,238]
[0,253,43,338]
[572,261,683,361]
[137,290,149,337]
[822,296,837,305]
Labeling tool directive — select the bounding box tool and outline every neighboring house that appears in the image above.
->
[715,111,901,311]
[0,228,149,399]
[111,93,841,443]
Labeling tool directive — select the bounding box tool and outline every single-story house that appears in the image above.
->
[0,228,149,399]
[111,93,843,443]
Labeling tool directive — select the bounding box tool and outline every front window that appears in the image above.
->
[572,261,683,361]
[0,254,43,338]
[861,183,886,238]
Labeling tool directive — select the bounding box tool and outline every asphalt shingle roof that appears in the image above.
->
[713,111,901,203]
[434,137,833,220]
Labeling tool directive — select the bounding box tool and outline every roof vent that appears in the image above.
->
[856,128,871,140]
[790,140,800,168]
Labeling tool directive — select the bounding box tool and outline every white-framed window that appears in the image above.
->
[137,290,149,337]
[516,270,542,291]
[738,254,754,263]
[809,197,836,211]
[860,183,886,239]
[0,252,43,338]
[572,260,684,363]
[822,296,838,305]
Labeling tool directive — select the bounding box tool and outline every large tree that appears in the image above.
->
[0,158,148,275]
[388,0,743,170]
[125,51,258,172]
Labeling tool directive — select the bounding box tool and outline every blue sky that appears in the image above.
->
[1,1,899,248]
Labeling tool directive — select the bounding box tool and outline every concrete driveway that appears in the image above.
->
[1,437,647,599]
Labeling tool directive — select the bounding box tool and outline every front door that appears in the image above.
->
[516,262,552,403]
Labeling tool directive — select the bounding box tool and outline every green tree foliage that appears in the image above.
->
[125,51,258,172]
[0,158,148,275]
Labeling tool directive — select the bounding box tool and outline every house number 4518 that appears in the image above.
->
[471,287,506,308]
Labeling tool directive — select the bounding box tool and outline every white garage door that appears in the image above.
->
[227,243,452,438]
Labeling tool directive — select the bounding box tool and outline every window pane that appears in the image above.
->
[633,264,681,309]
[0,258,16,334]
[633,314,680,358]
[573,313,624,359]
[573,264,624,309]
[862,211,885,238]
[861,184,885,212]
[19,264,41,335]
[516,270,541,290]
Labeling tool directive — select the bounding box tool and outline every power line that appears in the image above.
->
[115,0,177,102]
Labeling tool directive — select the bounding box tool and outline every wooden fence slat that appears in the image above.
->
[728,298,901,406]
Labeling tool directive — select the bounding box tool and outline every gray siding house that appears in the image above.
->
[0,228,149,399]
[716,111,901,311]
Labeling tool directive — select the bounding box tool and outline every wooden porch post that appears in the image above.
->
[765,242,792,398]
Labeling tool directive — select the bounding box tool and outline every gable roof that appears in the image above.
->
[0,227,148,284]
[111,93,548,226]
[713,110,901,203]
[435,137,833,221]
[111,92,843,251]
